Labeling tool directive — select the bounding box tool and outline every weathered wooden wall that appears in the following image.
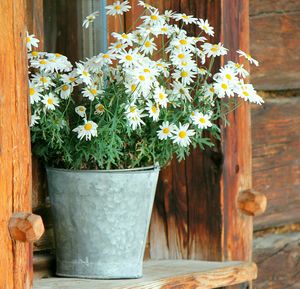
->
[0,0,32,288]
[250,0,300,287]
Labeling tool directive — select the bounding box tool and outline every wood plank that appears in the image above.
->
[250,7,300,90]
[253,232,300,289]
[33,260,257,289]
[0,0,32,288]
[250,0,300,16]
[252,97,300,230]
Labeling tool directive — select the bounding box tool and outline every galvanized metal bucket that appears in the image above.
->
[46,165,160,279]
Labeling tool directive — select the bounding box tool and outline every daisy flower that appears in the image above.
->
[59,83,72,99]
[60,71,77,84]
[140,38,157,55]
[95,52,116,66]
[30,58,52,71]
[124,82,142,99]
[237,50,259,66]
[172,68,197,85]
[75,106,86,118]
[141,11,165,27]
[227,61,249,78]
[197,19,214,36]
[94,103,105,115]
[82,11,99,29]
[32,73,54,89]
[76,63,92,85]
[171,36,195,52]
[117,49,138,68]
[170,50,193,66]
[73,120,98,141]
[30,112,40,127]
[138,0,156,11]
[106,1,131,16]
[236,82,264,104]
[42,93,59,110]
[214,67,238,84]
[157,121,174,140]
[191,112,212,129]
[154,86,169,108]
[82,86,101,101]
[173,13,197,25]
[29,82,42,104]
[26,32,39,51]
[202,42,228,58]
[109,41,128,54]
[146,101,160,121]
[111,32,134,46]
[171,81,192,102]
[171,123,195,147]
[213,80,234,98]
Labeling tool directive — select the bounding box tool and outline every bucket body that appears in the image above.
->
[46,165,160,279]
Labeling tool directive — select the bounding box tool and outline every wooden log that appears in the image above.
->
[253,232,300,289]
[238,189,267,216]
[250,1,300,90]
[33,260,257,289]
[252,97,300,230]
[9,213,45,243]
[0,0,32,288]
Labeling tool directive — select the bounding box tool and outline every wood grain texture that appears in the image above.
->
[34,260,257,289]
[252,97,300,230]
[253,232,300,289]
[0,0,32,288]
[250,1,300,90]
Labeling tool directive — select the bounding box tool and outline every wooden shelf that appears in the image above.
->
[34,260,257,289]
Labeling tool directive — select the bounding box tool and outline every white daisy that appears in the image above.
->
[124,82,142,99]
[106,1,131,15]
[171,81,192,102]
[172,68,197,85]
[138,0,156,11]
[75,106,86,117]
[60,71,78,84]
[111,32,134,46]
[213,80,234,98]
[29,82,42,104]
[170,50,193,66]
[236,82,264,104]
[26,32,39,51]
[59,83,72,99]
[192,112,213,129]
[108,41,128,54]
[171,123,195,147]
[30,111,40,127]
[82,86,101,101]
[146,101,160,121]
[117,49,138,68]
[154,86,169,108]
[76,63,92,85]
[32,73,54,88]
[214,67,238,84]
[227,61,249,78]
[82,11,100,29]
[73,120,98,141]
[141,11,165,27]
[202,42,228,57]
[42,93,59,110]
[140,38,157,55]
[237,50,259,66]
[94,103,105,115]
[173,13,197,25]
[157,121,174,140]
[95,52,116,66]
[197,19,214,36]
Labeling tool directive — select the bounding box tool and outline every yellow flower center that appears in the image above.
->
[69,77,76,82]
[235,63,241,68]
[115,5,121,10]
[247,53,252,59]
[243,91,249,97]
[182,15,189,20]
[163,127,170,134]
[145,41,151,48]
[159,93,165,100]
[121,33,129,39]
[210,87,215,93]
[31,51,38,57]
[103,54,110,59]
[125,55,133,61]
[150,15,158,20]
[55,53,62,58]
[161,27,168,32]
[130,106,136,113]
[179,131,187,138]
[181,61,188,66]
[226,74,232,80]
[79,107,85,111]
[47,98,53,105]
[29,88,35,96]
[62,85,69,91]
[26,37,31,43]
[181,71,188,78]
[39,59,47,65]
[40,77,48,83]
[139,75,145,81]
[221,83,228,90]
[211,45,219,52]
[90,89,97,95]
[144,68,150,73]
[199,117,206,124]
[179,88,185,94]
[151,106,157,113]
[84,123,92,131]
[131,84,137,91]
[82,71,89,77]
[178,53,185,59]
[179,39,187,45]
[116,43,123,49]
[96,104,104,112]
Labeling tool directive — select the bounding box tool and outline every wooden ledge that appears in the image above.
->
[34,260,257,289]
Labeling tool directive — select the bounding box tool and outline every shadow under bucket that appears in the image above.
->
[46,165,160,279]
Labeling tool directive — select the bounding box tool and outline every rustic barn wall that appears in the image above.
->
[250,0,300,287]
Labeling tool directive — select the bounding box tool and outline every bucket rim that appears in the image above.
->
[46,164,160,174]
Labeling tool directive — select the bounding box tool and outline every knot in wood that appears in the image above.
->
[237,189,267,216]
